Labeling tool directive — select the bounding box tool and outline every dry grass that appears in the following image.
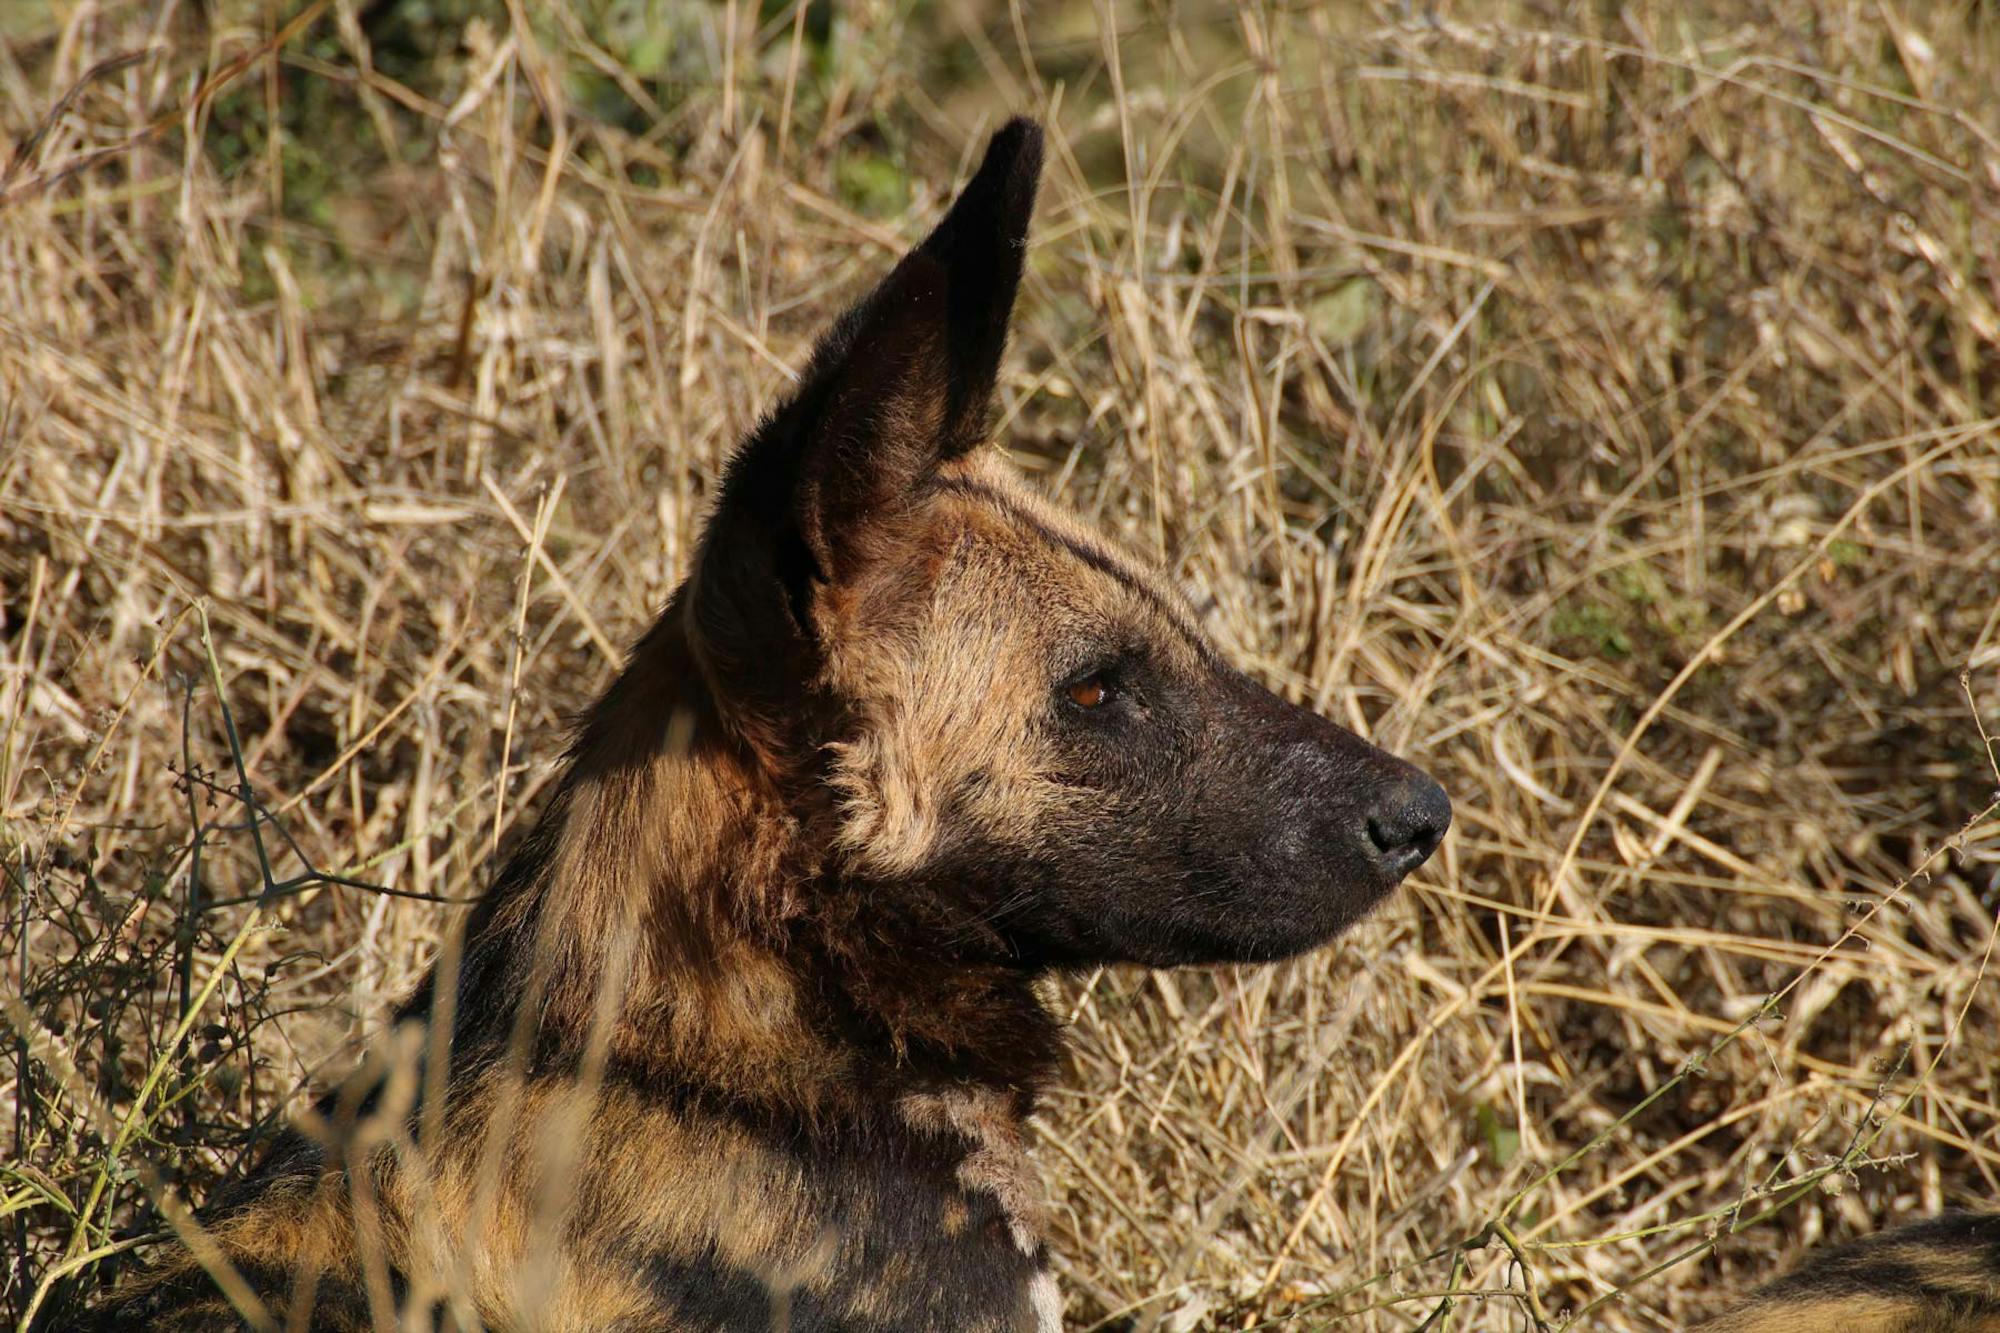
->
[5,0,2000,1328]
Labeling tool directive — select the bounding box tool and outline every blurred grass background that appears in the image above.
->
[4,0,2000,1328]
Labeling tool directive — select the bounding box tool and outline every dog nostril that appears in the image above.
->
[1365,776,1452,876]
[1367,815,1440,862]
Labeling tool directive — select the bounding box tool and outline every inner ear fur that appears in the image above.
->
[686,118,1044,728]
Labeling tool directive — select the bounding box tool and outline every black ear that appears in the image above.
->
[685,119,1042,739]
[716,117,1043,579]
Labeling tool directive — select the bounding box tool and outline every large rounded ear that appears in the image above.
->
[687,119,1043,717]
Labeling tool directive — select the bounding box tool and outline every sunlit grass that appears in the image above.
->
[4,2,1999,1327]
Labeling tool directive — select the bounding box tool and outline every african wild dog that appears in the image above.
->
[75,116,2000,1333]
[87,118,1451,1330]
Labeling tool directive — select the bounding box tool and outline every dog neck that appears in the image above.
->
[440,596,1063,1126]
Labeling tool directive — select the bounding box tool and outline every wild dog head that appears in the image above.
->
[685,119,1449,970]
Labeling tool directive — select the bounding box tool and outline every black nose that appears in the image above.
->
[1365,774,1451,879]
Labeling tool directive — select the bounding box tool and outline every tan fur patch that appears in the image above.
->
[899,1085,1048,1254]
[820,450,1209,881]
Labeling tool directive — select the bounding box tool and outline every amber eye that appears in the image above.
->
[1066,675,1109,709]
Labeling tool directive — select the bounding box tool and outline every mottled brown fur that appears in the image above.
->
[1700,1213,2000,1333]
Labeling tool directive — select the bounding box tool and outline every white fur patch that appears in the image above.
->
[1028,1268,1062,1332]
